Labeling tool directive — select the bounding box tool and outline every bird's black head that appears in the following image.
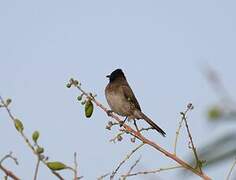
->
[106,69,126,82]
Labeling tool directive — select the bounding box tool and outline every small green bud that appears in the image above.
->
[198,160,207,168]
[14,119,24,132]
[36,147,44,154]
[32,131,40,143]
[81,100,86,105]
[66,83,71,88]
[85,100,93,118]
[6,98,12,106]
[77,95,82,101]
[47,161,67,171]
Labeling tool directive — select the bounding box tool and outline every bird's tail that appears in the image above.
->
[139,111,166,137]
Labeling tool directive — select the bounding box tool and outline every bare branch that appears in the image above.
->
[173,107,190,155]
[97,173,110,180]
[181,103,202,172]
[0,164,20,180]
[121,156,141,180]
[110,143,145,179]
[121,165,182,178]
[33,156,40,180]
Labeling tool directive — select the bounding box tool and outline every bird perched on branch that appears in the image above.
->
[105,69,166,137]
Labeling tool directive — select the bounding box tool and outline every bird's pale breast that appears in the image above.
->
[105,85,132,117]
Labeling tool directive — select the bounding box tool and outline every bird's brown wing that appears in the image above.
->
[121,85,141,111]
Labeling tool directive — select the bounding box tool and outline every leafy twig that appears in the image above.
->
[68,78,212,180]
[0,96,65,180]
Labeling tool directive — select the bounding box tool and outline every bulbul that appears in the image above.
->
[105,69,166,137]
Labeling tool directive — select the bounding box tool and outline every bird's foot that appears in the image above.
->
[120,117,128,127]
[119,121,125,127]
[106,110,113,116]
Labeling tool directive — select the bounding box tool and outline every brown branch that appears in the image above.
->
[0,152,20,180]
[0,164,20,180]
[72,81,212,180]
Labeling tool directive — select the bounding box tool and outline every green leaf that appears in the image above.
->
[32,131,40,143]
[14,119,24,132]
[208,106,222,120]
[47,162,67,171]
[85,100,93,118]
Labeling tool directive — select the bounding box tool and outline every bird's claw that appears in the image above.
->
[119,121,125,127]
[107,110,113,116]
[120,117,128,127]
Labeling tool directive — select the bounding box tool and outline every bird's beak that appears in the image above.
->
[106,75,110,78]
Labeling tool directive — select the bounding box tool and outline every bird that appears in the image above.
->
[105,69,166,137]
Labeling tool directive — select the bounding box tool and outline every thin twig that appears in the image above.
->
[72,81,212,180]
[121,156,141,180]
[33,156,40,180]
[74,152,78,180]
[97,173,110,180]
[110,143,145,180]
[109,131,126,143]
[226,158,236,180]
[173,107,190,155]
[181,104,202,173]
[121,165,182,178]
[0,152,18,165]
[139,127,154,132]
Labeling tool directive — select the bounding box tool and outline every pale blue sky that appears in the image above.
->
[1,1,236,179]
